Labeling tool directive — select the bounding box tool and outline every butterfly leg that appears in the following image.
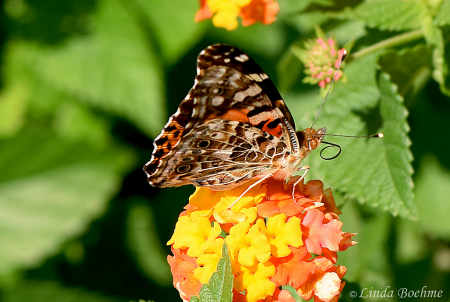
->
[227,173,273,209]
[291,166,310,199]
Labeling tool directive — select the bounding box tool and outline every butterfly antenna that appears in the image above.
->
[323,133,384,138]
[311,49,348,129]
[319,133,384,160]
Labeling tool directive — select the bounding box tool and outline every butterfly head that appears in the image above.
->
[296,127,327,155]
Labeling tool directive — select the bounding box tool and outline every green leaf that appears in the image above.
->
[276,46,305,92]
[2,43,64,119]
[434,0,450,26]
[332,21,366,47]
[52,101,112,147]
[132,0,206,65]
[5,0,166,137]
[296,54,381,193]
[375,72,415,217]
[363,72,415,217]
[197,242,233,302]
[285,11,330,34]
[423,19,450,96]
[126,198,172,286]
[301,56,416,218]
[277,0,314,15]
[350,0,427,31]
[379,45,432,100]
[414,155,450,240]
[338,202,393,287]
[0,131,135,278]
[0,81,29,138]
[394,217,429,265]
[3,280,123,302]
[210,23,286,58]
[2,42,113,144]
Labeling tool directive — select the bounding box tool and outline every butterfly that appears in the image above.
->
[144,43,327,195]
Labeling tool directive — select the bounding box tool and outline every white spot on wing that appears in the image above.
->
[212,96,225,106]
[248,109,277,128]
[203,67,227,85]
[234,85,263,102]
[212,132,224,139]
[198,99,207,116]
[246,73,264,82]
[235,54,249,62]
[228,72,244,89]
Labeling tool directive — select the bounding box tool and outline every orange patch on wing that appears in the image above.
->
[158,121,185,156]
[262,122,283,138]
[220,109,250,123]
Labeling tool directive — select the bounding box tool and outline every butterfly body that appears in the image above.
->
[144,44,325,191]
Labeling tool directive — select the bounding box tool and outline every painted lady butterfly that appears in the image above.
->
[144,43,328,193]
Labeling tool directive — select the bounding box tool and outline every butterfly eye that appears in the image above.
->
[309,140,318,150]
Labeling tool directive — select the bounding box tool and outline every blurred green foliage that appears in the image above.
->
[0,0,450,301]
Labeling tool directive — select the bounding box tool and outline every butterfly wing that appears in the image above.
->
[195,44,296,130]
[149,119,290,190]
[145,44,301,189]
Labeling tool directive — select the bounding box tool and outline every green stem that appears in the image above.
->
[351,29,424,59]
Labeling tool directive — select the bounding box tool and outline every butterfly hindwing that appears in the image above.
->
[150,120,289,190]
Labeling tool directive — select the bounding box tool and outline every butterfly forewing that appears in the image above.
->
[196,44,296,129]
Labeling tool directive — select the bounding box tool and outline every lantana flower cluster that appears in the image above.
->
[167,177,356,302]
[195,0,279,31]
[296,36,347,89]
